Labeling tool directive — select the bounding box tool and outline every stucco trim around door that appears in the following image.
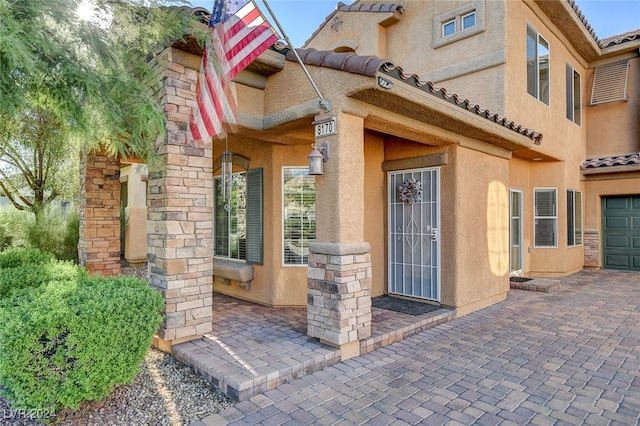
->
[387,168,441,301]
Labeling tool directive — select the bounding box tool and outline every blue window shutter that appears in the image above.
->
[246,168,263,265]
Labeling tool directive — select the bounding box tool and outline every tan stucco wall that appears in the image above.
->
[211,140,312,307]
[120,164,148,264]
[363,131,386,298]
[451,146,510,314]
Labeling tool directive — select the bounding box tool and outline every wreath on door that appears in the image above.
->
[398,178,422,204]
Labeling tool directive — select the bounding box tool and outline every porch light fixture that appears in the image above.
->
[308,141,329,175]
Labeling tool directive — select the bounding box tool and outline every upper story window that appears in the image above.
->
[527,26,550,105]
[462,11,476,30]
[433,1,484,49]
[566,64,581,125]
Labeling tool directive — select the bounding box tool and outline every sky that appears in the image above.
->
[189,0,640,47]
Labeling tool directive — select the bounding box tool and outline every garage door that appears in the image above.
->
[602,196,640,270]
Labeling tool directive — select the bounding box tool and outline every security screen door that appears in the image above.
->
[388,168,440,301]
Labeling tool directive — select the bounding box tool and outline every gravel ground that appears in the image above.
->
[0,263,234,426]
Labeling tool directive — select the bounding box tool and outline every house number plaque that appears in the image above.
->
[313,117,336,138]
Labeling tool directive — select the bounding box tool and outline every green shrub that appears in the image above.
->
[0,248,55,269]
[0,275,164,411]
[0,261,87,300]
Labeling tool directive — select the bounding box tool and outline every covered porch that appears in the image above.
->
[173,292,455,402]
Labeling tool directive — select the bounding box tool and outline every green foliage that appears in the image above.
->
[0,248,55,269]
[0,261,86,300]
[0,274,164,411]
[25,207,80,262]
[1,0,199,161]
[0,206,80,262]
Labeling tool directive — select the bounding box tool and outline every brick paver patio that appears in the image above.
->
[192,270,640,425]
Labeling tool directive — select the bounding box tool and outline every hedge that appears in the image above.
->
[0,273,165,412]
[0,261,87,300]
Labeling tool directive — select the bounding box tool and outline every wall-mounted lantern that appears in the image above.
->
[308,141,329,175]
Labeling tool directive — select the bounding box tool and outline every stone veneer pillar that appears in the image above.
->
[584,229,600,268]
[307,242,372,357]
[307,111,371,360]
[148,47,214,350]
[78,151,121,276]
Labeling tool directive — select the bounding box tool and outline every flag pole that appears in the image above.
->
[260,0,331,112]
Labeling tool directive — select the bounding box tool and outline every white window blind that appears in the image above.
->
[591,60,629,105]
[534,188,557,247]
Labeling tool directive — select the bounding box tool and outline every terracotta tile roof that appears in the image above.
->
[599,30,640,48]
[283,46,384,76]
[335,1,404,13]
[280,47,543,145]
[565,0,640,49]
[565,0,599,43]
[581,153,640,169]
[304,1,403,47]
[378,63,544,145]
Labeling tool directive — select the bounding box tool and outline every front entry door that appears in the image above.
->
[388,168,440,301]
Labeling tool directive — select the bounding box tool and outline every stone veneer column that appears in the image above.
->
[148,47,213,350]
[584,229,600,268]
[307,242,372,355]
[307,111,371,360]
[78,151,121,276]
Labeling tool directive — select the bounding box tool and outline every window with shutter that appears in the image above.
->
[213,168,263,264]
[590,60,629,105]
[534,188,557,247]
[246,168,263,265]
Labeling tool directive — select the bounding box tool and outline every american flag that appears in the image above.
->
[188,0,278,144]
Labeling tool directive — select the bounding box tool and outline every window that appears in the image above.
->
[283,168,316,265]
[567,190,583,246]
[432,1,484,48]
[591,60,630,105]
[534,188,557,247]
[214,168,263,263]
[566,64,581,125]
[462,11,476,29]
[443,19,456,37]
[527,26,550,105]
[441,11,476,37]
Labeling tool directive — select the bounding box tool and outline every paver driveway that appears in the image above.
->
[195,270,640,425]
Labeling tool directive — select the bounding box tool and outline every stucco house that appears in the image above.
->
[78,0,639,357]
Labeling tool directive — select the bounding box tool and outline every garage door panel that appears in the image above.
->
[604,235,630,248]
[634,237,640,249]
[634,256,640,268]
[605,217,629,229]
[632,196,640,208]
[605,197,630,209]
[632,217,640,229]
[605,254,631,268]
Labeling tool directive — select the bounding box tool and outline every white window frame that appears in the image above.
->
[442,19,456,37]
[527,25,550,105]
[534,188,558,248]
[462,11,476,30]
[567,190,583,247]
[282,167,316,266]
[566,63,582,125]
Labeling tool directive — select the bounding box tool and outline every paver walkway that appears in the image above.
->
[192,270,640,425]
